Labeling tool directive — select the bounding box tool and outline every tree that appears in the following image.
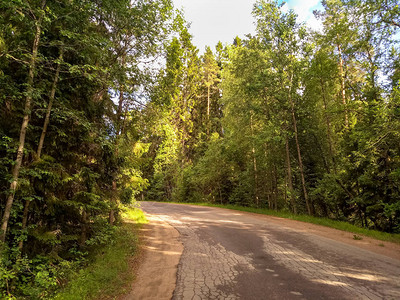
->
[0,0,174,296]
[1,0,47,242]
[252,0,313,214]
[202,46,220,135]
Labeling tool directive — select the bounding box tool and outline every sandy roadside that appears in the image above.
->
[120,214,183,300]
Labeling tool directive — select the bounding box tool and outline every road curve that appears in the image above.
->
[140,202,400,300]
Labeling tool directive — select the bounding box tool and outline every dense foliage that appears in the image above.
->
[0,0,173,298]
[144,0,400,234]
[1,0,400,298]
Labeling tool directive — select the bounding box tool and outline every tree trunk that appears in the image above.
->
[18,200,31,251]
[109,53,126,225]
[1,1,46,242]
[17,48,64,251]
[207,84,210,135]
[19,49,63,251]
[116,86,124,135]
[109,181,117,225]
[272,164,278,211]
[288,73,312,215]
[285,137,296,214]
[320,78,337,174]
[337,42,349,128]
[250,114,259,207]
[80,210,88,245]
[263,144,273,209]
[120,107,129,137]
[37,49,63,159]
[284,167,288,209]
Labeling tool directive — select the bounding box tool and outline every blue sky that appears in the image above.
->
[173,0,323,52]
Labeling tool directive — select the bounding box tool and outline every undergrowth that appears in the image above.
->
[0,206,146,300]
[52,206,147,300]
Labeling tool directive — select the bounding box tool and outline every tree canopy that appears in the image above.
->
[1,0,400,298]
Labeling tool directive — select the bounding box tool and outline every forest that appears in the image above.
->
[1,0,400,298]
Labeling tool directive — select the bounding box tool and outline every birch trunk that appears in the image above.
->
[1,1,46,242]
[288,73,312,215]
[19,48,63,251]
[109,54,126,225]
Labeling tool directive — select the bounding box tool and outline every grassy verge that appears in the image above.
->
[52,206,147,300]
[166,202,400,245]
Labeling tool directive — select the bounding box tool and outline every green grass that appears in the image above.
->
[165,201,400,245]
[121,206,148,225]
[52,207,147,300]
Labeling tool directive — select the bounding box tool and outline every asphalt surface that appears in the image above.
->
[140,202,400,300]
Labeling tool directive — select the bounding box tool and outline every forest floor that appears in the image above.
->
[122,202,400,299]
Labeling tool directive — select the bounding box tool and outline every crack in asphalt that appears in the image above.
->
[261,233,399,299]
[169,218,254,300]
[140,203,400,300]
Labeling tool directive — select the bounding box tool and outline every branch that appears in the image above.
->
[5,54,29,65]
[379,12,400,28]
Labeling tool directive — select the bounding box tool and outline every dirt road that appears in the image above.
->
[135,202,400,300]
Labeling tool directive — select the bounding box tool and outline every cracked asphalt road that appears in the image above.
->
[140,202,400,300]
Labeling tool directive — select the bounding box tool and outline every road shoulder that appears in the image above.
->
[226,208,400,261]
[121,214,183,300]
